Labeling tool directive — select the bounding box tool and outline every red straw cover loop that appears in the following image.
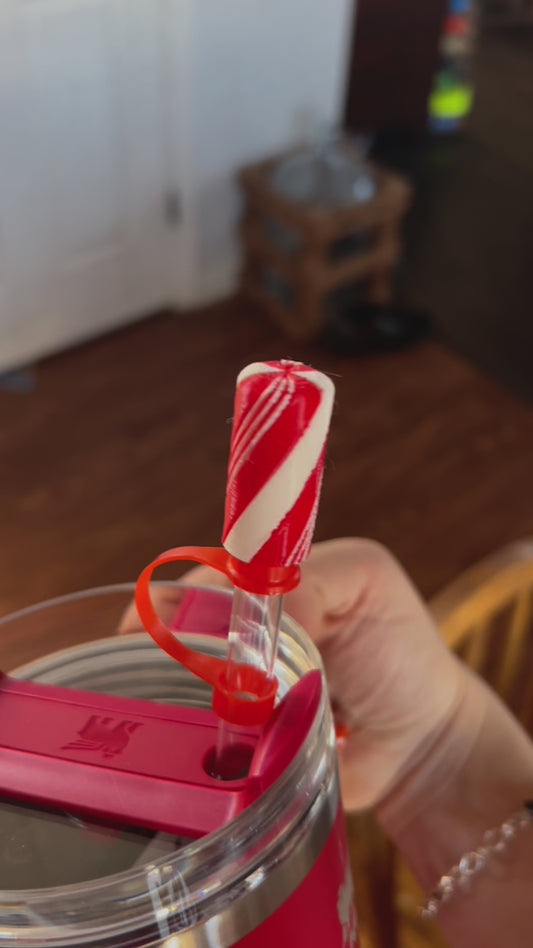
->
[135,546,296,725]
[135,547,228,685]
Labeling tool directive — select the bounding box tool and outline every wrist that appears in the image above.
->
[377,666,533,888]
[376,662,483,842]
[377,668,533,947]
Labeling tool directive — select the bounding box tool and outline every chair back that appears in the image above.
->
[351,540,533,948]
[430,539,533,731]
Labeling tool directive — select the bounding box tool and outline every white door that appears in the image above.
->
[0,0,181,372]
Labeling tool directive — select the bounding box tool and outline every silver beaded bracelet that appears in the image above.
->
[420,800,533,919]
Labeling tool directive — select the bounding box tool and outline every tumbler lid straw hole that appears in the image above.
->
[204,744,254,782]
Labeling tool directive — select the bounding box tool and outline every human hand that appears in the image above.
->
[264,538,467,810]
[119,538,470,811]
[133,539,468,812]
[120,541,533,947]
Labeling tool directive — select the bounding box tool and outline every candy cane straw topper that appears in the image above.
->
[216,360,335,767]
[222,361,335,569]
[135,360,335,739]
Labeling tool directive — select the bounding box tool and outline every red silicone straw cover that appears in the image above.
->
[135,546,299,727]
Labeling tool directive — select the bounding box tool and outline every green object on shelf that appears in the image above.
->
[429,83,474,120]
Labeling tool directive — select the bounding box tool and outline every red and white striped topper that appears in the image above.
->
[222,360,335,568]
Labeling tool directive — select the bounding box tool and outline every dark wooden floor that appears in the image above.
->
[1,297,532,628]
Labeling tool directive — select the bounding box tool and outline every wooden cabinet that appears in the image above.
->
[344,0,447,131]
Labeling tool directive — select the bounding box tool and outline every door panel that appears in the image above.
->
[0,0,179,370]
[14,1,126,263]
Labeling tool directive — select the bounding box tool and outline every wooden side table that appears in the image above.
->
[238,150,413,340]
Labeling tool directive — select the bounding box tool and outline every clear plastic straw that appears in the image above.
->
[215,589,283,776]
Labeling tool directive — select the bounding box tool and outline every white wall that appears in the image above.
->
[170,0,355,306]
[0,1,354,370]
